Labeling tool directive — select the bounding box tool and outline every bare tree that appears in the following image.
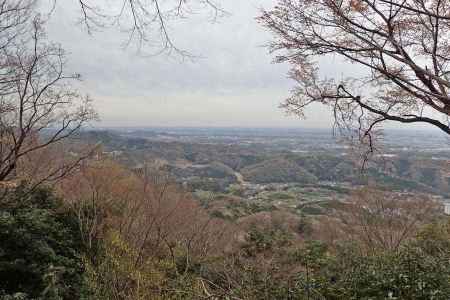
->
[336,188,440,252]
[259,0,450,147]
[0,0,223,183]
[58,158,233,299]
[0,7,96,182]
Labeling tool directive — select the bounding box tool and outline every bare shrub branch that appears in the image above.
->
[333,188,440,252]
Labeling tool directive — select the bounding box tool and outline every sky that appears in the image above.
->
[42,0,450,132]
[43,0,340,128]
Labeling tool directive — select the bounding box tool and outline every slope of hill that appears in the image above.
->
[241,158,318,184]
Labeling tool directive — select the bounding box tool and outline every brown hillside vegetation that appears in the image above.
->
[2,0,450,299]
[57,159,235,299]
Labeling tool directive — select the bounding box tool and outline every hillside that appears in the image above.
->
[241,158,318,184]
[76,130,450,197]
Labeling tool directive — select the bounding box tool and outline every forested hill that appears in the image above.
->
[76,129,450,196]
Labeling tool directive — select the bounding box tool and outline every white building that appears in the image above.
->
[444,203,450,215]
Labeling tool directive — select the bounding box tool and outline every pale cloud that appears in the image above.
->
[45,0,336,128]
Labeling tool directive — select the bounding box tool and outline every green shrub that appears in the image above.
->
[0,185,88,299]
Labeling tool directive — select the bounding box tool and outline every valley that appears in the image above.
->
[81,127,450,220]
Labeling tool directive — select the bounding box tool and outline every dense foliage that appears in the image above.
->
[0,186,88,299]
[1,165,450,299]
[201,222,450,299]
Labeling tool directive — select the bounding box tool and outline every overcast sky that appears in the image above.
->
[44,1,346,128]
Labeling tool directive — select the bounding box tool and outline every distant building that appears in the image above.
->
[444,203,450,215]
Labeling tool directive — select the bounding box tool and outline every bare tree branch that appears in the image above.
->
[259,0,450,148]
[0,6,97,182]
[74,0,227,56]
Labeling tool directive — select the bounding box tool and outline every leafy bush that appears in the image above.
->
[0,185,88,299]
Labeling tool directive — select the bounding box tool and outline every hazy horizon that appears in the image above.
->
[45,1,338,128]
[90,124,448,134]
[43,1,450,134]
